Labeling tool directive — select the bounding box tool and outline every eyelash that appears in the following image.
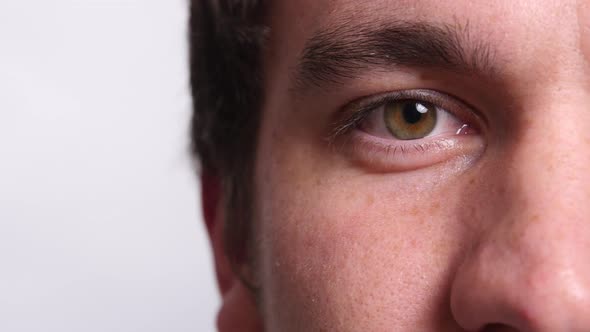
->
[328,89,485,171]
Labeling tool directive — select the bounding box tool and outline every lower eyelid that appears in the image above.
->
[343,130,485,172]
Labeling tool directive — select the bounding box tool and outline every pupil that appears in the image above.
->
[402,103,424,124]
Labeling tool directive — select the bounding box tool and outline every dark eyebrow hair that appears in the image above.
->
[294,20,496,92]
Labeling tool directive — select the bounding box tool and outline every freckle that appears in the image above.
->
[522,118,532,127]
[530,214,540,223]
[408,206,419,216]
[430,201,441,214]
[366,194,374,206]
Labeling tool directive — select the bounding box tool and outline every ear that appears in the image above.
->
[201,173,263,331]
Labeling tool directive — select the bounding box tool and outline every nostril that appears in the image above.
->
[480,323,519,332]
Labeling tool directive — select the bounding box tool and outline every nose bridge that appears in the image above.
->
[505,94,590,236]
[451,95,590,331]
[488,91,590,257]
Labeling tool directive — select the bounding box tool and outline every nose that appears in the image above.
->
[450,98,590,331]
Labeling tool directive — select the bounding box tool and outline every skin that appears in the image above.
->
[205,0,590,331]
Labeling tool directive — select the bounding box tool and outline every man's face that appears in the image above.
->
[251,0,590,330]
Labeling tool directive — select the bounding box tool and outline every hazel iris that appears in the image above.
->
[383,100,437,140]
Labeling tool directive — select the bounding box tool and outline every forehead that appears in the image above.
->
[268,0,577,43]
[264,0,589,89]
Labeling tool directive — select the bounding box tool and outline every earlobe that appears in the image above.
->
[201,174,263,331]
[217,281,263,332]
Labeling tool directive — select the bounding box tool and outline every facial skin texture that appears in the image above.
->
[206,0,590,331]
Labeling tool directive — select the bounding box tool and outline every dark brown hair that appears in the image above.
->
[189,0,268,270]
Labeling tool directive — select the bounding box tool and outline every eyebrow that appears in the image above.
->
[294,20,496,92]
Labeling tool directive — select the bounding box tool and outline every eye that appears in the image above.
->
[331,89,485,172]
[359,98,471,141]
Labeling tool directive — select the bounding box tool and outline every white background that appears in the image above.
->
[0,1,220,331]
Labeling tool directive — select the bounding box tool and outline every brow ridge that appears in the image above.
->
[294,20,495,91]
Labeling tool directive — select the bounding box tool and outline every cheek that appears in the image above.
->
[255,143,474,331]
